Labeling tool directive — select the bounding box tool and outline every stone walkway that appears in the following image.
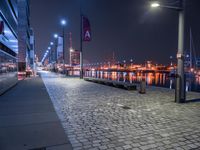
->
[0,75,72,150]
[41,71,200,150]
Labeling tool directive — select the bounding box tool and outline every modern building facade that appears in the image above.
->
[29,28,35,68]
[18,0,31,72]
[29,28,36,75]
[196,58,200,70]
[0,0,18,94]
[70,49,80,66]
[0,0,32,94]
[57,36,63,64]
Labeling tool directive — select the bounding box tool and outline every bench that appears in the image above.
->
[84,77,137,90]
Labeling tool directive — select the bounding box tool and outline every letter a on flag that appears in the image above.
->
[82,16,91,41]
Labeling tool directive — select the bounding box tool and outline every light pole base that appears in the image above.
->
[175,74,186,103]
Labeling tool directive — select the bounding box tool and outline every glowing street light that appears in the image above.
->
[151,2,160,8]
[54,33,59,63]
[50,42,54,62]
[61,19,67,26]
[48,46,51,63]
[54,33,58,39]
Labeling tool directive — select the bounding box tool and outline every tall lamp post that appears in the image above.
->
[61,19,66,63]
[60,19,67,73]
[54,34,58,63]
[48,46,51,64]
[150,0,185,103]
[50,42,54,63]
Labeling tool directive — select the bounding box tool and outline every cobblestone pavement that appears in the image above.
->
[41,71,200,150]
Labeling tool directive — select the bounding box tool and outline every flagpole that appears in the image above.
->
[80,0,83,79]
[80,16,83,79]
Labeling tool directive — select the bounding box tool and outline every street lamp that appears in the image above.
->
[60,19,67,74]
[170,56,173,66]
[48,46,51,64]
[130,59,133,68]
[54,34,58,63]
[49,42,54,63]
[151,1,160,8]
[150,0,185,103]
[54,33,58,39]
[61,19,66,26]
[60,19,67,65]
[123,60,126,68]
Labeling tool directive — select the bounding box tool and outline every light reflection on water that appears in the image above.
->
[85,70,200,92]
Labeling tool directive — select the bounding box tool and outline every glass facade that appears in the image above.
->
[0,50,17,73]
[0,49,18,95]
[0,1,18,94]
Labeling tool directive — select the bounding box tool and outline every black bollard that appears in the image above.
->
[139,79,146,94]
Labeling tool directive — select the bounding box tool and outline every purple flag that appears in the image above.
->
[82,16,91,41]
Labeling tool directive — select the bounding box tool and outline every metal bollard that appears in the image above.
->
[139,79,146,94]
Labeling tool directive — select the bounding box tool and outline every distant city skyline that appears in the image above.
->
[30,0,200,65]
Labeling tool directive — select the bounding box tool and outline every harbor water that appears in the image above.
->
[84,70,200,92]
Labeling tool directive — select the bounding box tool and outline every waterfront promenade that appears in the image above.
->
[0,76,72,150]
[41,71,200,150]
[0,71,199,150]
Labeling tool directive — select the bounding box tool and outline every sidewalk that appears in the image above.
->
[0,76,72,150]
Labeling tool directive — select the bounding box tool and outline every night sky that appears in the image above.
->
[30,0,200,65]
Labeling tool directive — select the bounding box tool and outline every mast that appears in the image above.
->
[112,51,115,65]
[69,32,72,49]
[190,28,197,70]
[69,32,72,66]
[189,28,192,69]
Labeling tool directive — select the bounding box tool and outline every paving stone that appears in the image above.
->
[124,141,133,145]
[123,145,132,149]
[140,145,153,150]
[73,147,82,150]
[175,147,184,150]
[88,148,99,150]
[132,148,140,150]
[132,143,141,147]
[93,143,101,147]
[115,147,123,150]
[99,145,107,150]
[108,144,115,148]
[83,145,92,149]
[188,144,199,148]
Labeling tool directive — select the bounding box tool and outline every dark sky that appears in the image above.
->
[30,0,200,65]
